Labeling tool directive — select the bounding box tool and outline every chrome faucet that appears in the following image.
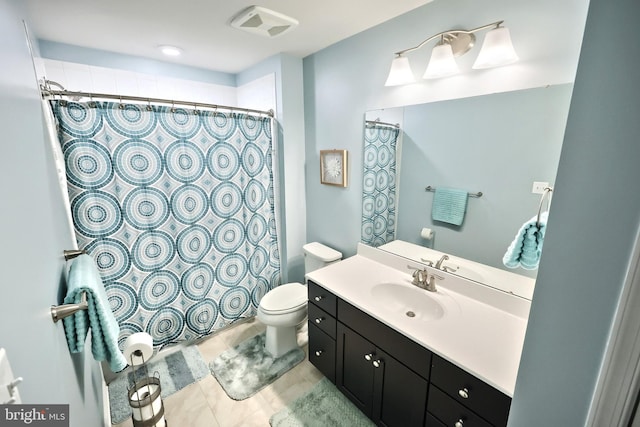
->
[407,265,443,292]
[435,254,457,273]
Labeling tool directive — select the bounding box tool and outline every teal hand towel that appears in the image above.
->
[62,254,127,372]
[503,212,548,270]
[431,187,468,226]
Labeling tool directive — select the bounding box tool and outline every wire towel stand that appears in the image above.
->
[425,186,483,198]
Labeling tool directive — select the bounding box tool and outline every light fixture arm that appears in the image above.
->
[393,20,504,57]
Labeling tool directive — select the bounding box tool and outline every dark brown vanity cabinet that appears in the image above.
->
[427,355,511,427]
[307,281,337,383]
[337,322,429,427]
[307,280,512,427]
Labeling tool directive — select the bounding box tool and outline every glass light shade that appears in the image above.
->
[385,55,415,86]
[472,27,519,69]
[423,43,459,79]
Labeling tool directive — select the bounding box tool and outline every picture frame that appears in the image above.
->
[320,149,348,187]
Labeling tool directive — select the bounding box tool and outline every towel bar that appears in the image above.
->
[425,186,483,198]
[52,249,89,323]
[51,291,88,323]
[63,249,86,261]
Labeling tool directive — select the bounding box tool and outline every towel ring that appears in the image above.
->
[537,187,553,226]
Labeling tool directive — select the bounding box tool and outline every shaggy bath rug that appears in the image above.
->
[108,345,209,424]
[269,377,375,427]
[210,331,305,400]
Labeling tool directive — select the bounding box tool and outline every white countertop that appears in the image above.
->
[305,244,530,397]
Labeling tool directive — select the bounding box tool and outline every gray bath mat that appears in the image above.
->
[210,331,305,400]
[269,377,375,427]
[108,345,209,424]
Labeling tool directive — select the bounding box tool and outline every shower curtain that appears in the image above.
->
[51,101,281,349]
[361,123,400,247]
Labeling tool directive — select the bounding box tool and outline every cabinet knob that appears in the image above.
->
[372,359,382,368]
[314,317,324,324]
[458,388,469,399]
[315,350,323,357]
[364,353,373,361]
[314,296,323,302]
[455,419,464,427]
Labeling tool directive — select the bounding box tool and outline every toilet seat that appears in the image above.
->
[259,282,307,314]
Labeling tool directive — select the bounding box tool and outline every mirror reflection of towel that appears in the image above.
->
[503,212,548,270]
[431,188,468,226]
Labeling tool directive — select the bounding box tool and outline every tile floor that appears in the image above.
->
[113,318,324,427]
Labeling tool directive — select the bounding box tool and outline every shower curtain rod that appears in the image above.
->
[365,119,399,128]
[40,83,274,117]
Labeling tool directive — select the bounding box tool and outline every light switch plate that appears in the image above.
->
[0,348,21,404]
[532,181,550,194]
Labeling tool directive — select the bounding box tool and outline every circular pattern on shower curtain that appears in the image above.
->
[64,140,114,189]
[361,124,399,247]
[54,101,280,349]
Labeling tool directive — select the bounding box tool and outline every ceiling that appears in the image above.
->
[24,0,433,74]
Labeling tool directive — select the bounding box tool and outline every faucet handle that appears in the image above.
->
[430,272,445,281]
[420,258,434,266]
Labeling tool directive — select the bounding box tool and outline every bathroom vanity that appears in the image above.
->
[306,243,531,427]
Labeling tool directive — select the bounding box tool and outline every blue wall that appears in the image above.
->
[509,0,640,424]
[0,1,104,425]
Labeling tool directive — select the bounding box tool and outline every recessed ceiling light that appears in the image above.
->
[159,45,182,57]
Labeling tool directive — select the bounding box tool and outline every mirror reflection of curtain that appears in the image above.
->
[361,123,400,247]
[51,101,280,350]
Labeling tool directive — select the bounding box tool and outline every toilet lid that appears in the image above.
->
[260,283,307,313]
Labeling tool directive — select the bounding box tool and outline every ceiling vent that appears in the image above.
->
[230,6,298,38]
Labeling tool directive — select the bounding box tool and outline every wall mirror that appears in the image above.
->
[362,84,574,295]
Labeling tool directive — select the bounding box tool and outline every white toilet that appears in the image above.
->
[257,242,342,358]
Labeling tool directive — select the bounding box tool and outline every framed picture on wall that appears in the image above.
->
[320,149,348,187]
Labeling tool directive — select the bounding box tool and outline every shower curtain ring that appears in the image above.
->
[118,96,124,109]
[146,99,152,112]
[89,93,96,108]
[193,103,199,115]
[171,101,176,113]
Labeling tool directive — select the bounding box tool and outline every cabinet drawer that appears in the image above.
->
[308,324,336,383]
[338,299,431,379]
[425,413,446,427]
[428,386,492,427]
[308,302,336,339]
[431,355,510,427]
[308,280,337,317]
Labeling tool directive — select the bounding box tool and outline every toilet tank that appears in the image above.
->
[303,242,342,274]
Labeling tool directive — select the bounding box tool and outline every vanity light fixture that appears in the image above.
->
[384,20,518,86]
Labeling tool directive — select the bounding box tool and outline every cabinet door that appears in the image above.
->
[308,323,336,383]
[373,347,428,427]
[336,323,376,416]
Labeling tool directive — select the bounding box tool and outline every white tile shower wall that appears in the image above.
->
[39,58,238,106]
[237,73,277,113]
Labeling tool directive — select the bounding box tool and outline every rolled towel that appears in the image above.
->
[62,254,127,372]
[503,212,548,270]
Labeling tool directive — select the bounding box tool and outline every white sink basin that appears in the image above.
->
[370,282,445,321]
